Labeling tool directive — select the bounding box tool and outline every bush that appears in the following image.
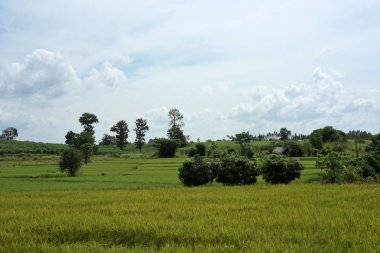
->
[178,155,214,186]
[284,141,304,157]
[316,151,347,183]
[188,143,206,157]
[261,154,303,184]
[216,155,259,185]
[59,149,82,176]
[153,138,178,158]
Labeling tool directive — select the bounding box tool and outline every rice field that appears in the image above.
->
[0,157,379,252]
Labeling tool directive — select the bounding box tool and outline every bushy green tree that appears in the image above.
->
[316,151,347,183]
[167,108,187,147]
[134,118,149,152]
[59,149,82,176]
[179,155,214,186]
[309,129,324,150]
[279,128,291,141]
[79,113,99,135]
[110,120,129,150]
[99,134,116,146]
[80,143,93,164]
[188,143,206,157]
[0,127,18,140]
[216,155,259,185]
[153,138,178,158]
[261,154,303,184]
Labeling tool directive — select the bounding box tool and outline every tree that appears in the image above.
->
[80,143,93,164]
[134,118,149,152]
[188,143,206,157]
[99,134,116,146]
[65,131,77,145]
[110,120,129,150]
[279,128,291,141]
[153,138,178,158]
[215,155,259,185]
[261,154,303,184]
[167,108,187,147]
[309,129,324,150]
[59,149,82,176]
[179,155,214,186]
[79,113,99,135]
[1,127,18,140]
[316,151,347,183]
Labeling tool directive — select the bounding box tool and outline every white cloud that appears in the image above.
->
[84,61,127,88]
[0,49,79,98]
[229,68,380,128]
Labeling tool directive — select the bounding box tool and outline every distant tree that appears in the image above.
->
[228,131,253,146]
[167,108,187,147]
[1,127,18,140]
[279,128,291,141]
[309,129,324,150]
[59,149,82,176]
[216,155,259,185]
[188,143,207,157]
[99,134,116,146]
[179,155,214,186]
[261,154,303,184]
[110,120,129,150]
[153,138,178,158]
[134,118,149,152]
[80,143,93,164]
[316,151,347,183]
[65,131,77,145]
[79,113,99,135]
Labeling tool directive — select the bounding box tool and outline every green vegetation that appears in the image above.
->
[0,185,379,252]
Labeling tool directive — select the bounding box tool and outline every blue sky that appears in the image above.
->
[0,0,379,143]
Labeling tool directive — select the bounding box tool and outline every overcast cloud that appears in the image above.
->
[0,0,379,143]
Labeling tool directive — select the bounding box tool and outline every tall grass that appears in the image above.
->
[0,185,379,252]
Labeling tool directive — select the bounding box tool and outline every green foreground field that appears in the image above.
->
[1,157,379,252]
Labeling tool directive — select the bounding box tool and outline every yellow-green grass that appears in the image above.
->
[0,158,321,192]
[1,185,379,252]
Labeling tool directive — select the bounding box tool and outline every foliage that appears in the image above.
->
[227,131,253,146]
[308,129,324,150]
[99,134,116,146]
[110,120,129,150]
[153,138,179,158]
[279,128,291,141]
[59,149,82,176]
[346,130,373,140]
[80,143,93,164]
[0,127,18,140]
[134,118,149,152]
[316,151,348,183]
[261,154,303,184]
[188,143,206,157]
[79,113,99,135]
[366,133,380,153]
[167,108,187,147]
[178,155,214,186]
[215,155,259,185]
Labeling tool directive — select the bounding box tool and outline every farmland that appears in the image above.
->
[1,154,379,252]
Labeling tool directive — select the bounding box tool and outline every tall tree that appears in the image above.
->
[1,127,18,140]
[279,128,291,141]
[110,120,129,150]
[134,118,149,152]
[167,108,187,146]
[79,113,99,135]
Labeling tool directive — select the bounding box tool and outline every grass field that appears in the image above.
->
[1,157,379,252]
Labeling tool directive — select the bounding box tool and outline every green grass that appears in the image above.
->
[0,157,322,192]
[1,157,378,252]
[1,185,379,252]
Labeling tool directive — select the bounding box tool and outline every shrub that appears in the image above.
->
[261,154,303,184]
[153,138,178,158]
[59,149,82,176]
[178,155,214,186]
[188,143,206,157]
[216,155,259,185]
[316,152,347,183]
[284,141,304,157]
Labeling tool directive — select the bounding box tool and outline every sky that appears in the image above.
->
[0,0,379,143]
